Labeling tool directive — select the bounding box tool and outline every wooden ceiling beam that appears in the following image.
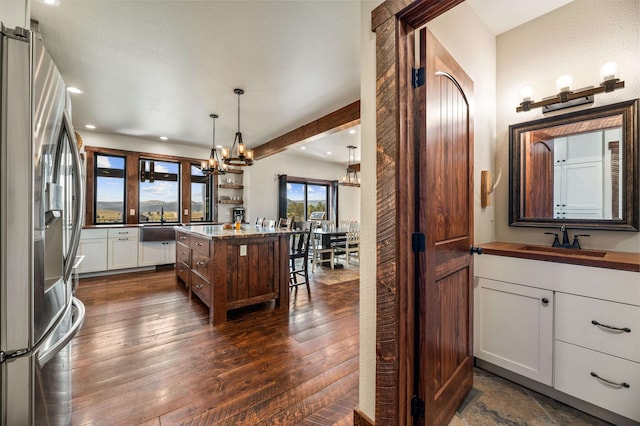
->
[252,100,360,160]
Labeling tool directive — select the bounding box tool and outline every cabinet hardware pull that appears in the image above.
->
[469,246,483,255]
[590,372,630,388]
[197,261,205,266]
[118,231,128,234]
[541,298,549,305]
[195,284,203,289]
[179,236,186,240]
[591,320,630,333]
[118,238,128,241]
[196,243,203,246]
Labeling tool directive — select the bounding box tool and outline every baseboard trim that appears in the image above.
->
[353,408,374,426]
[475,358,639,426]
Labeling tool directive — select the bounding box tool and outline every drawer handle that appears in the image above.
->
[179,236,187,240]
[195,284,204,290]
[590,372,630,389]
[118,231,128,234]
[118,238,128,241]
[196,261,206,266]
[196,242,203,246]
[541,298,549,305]
[591,320,631,333]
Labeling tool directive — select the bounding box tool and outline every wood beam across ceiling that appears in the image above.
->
[252,100,360,160]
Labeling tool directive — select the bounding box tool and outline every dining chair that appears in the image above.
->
[255,217,264,227]
[289,222,312,294]
[310,227,334,272]
[333,226,359,264]
[278,217,293,230]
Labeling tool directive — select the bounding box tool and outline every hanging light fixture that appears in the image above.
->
[340,145,360,187]
[201,113,227,175]
[222,88,254,167]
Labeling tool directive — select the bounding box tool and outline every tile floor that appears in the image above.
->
[450,369,612,425]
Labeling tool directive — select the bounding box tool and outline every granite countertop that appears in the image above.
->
[177,224,297,240]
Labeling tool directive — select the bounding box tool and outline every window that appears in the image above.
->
[95,154,126,224]
[139,159,180,223]
[190,165,211,222]
[286,181,329,221]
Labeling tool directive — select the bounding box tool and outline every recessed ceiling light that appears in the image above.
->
[43,0,57,5]
[348,129,356,135]
[66,86,83,94]
[300,146,306,150]
[160,136,168,141]
[85,124,96,130]
[327,151,332,155]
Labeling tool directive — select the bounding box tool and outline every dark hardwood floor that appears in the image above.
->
[72,268,359,425]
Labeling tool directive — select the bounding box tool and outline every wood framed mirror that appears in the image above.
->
[509,99,638,231]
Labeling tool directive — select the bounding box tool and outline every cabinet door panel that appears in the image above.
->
[474,278,553,385]
[77,239,107,273]
[108,238,138,270]
[138,241,165,266]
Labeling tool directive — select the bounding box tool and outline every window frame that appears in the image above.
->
[189,163,213,222]
[138,158,182,224]
[282,176,337,222]
[94,153,127,225]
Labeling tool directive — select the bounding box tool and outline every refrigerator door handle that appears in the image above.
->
[62,110,84,283]
[36,297,85,368]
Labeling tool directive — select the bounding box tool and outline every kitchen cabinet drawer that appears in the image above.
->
[555,341,640,422]
[191,252,210,278]
[107,227,139,239]
[176,231,190,246]
[176,261,190,285]
[191,272,211,308]
[81,228,108,240]
[556,293,640,362]
[176,244,190,265]
[190,236,210,257]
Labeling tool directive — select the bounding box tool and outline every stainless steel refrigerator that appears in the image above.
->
[0,23,86,425]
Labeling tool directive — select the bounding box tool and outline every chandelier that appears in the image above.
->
[222,88,254,167]
[201,113,227,175]
[340,145,360,187]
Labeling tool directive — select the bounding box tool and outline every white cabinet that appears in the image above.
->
[107,227,139,270]
[77,229,108,273]
[138,241,176,266]
[475,254,640,424]
[474,278,553,385]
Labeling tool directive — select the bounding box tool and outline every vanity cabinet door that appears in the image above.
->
[474,278,554,385]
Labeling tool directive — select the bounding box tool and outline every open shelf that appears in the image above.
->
[218,184,244,189]
[217,200,243,205]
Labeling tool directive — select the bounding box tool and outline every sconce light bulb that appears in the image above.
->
[520,86,533,102]
[600,61,618,82]
[556,75,573,93]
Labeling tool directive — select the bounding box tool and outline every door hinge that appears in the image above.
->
[412,232,425,252]
[411,395,425,419]
[412,67,425,88]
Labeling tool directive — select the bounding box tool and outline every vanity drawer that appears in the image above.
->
[191,252,210,278]
[176,244,190,265]
[176,261,190,285]
[190,236,210,257]
[556,293,640,362]
[555,341,640,422]
[176,231,190,246]
[191,272,211,308]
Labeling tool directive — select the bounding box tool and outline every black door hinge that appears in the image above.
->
[412,67,425,88]
[411,395,425,419]
[412,232,425,252]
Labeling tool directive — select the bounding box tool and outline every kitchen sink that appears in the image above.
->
[519,245,608,258]
[140,225,176,242]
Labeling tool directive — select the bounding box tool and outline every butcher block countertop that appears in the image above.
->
[479,242,640,273]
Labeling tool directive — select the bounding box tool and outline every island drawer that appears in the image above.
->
[191,253,210,278]
[190,236,210,257]
[176,231,190,246]
[177,245,190,265]
[191,272,211,307]
[556,293,639,363]
[176,261,190,285]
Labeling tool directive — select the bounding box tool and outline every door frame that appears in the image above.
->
[371,1,464,424]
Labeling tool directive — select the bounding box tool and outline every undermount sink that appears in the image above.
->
[519,245,608,258]
[140,225,176,242]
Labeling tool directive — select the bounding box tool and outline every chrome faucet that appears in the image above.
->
[545,225,589,249]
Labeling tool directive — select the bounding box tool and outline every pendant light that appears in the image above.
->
[340,145,360,187]
[201,113,226,175]
[222,88,254,167]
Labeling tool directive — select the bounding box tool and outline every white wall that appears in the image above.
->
[0,0,29,29]
[427,3,497,244]
[358,0,380,419]
[243,151,359,223]
[496,0,640,252]
[79,131,209,159]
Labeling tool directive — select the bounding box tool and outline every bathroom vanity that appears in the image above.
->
[474,243,640,425]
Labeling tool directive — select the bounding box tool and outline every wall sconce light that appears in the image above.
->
[516,63,625,113]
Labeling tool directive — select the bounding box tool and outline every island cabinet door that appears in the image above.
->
[217,237,281,309]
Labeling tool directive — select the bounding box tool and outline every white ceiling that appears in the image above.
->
[30,0,572,166]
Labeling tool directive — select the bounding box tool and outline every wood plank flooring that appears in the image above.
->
[72,268,359,425]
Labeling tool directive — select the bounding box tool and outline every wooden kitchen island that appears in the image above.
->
[175,225,292,324]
